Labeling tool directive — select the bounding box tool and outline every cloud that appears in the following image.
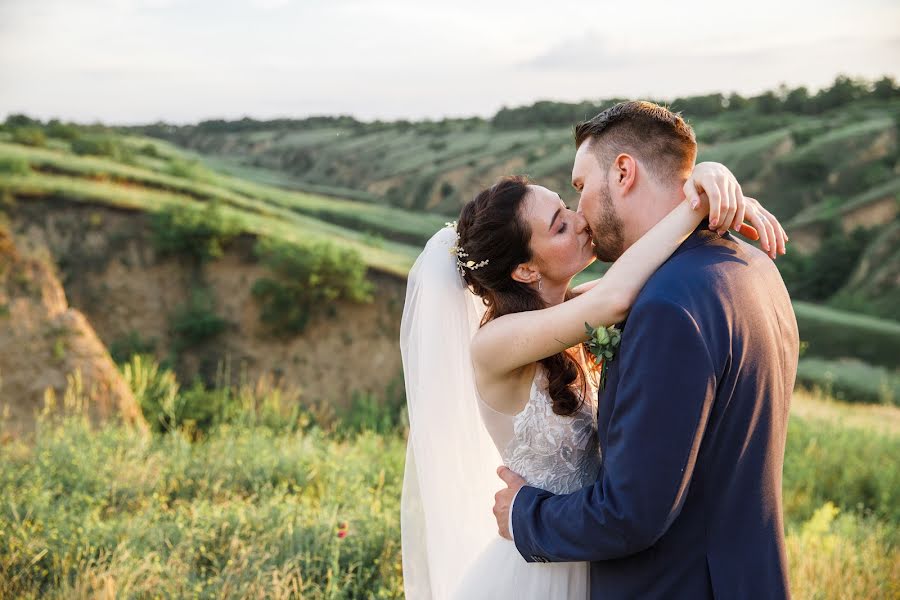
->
[522,31,624,70]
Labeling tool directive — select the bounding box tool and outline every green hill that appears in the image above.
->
[0,134,440,278]
[131,76,900,321]
[1,77,898,375]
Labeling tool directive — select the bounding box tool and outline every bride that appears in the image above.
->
[399,164,785,599]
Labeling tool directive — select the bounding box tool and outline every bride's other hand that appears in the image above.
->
[742,196,788,260]
[683,162,788,260]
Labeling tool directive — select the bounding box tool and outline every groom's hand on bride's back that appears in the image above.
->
[493,466,527,540]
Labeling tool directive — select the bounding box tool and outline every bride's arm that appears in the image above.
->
[472,199,704,376]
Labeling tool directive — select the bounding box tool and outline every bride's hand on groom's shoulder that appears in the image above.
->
[684,162,788,260]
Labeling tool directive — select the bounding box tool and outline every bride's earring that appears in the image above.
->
[538,275,543,292]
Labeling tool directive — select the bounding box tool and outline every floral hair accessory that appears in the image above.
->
[445,221,489,277]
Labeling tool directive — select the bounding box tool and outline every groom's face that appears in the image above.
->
[572,140,626,262]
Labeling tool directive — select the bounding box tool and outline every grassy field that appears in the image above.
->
[0,384,897,599]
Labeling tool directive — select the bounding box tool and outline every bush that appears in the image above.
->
[70,135,132,162]
[777,225,871,302]
[45,120,80,141]
[778,149,829,183]
[121,354,182,433]
[109,330,158,364]
[252,239,373,336]
[11,127,46,147]
[151,201,239,262]
[0,155,30,175]
[169,288,228,352]
[795,357,899,405]
[337,377,407,437]
[139,143,161,157]
[167,158,208,180]
[793,302,900,368]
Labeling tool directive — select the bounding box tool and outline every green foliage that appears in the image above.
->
[166,158,208,180]
[45,120,81,141]
[776,224,871,301]
[783,414,899,523]
[337,377,407,437]
[252,238,373,336]
[151,201,239,262]
[70,135,131,161]
[109,330,158,364]
[121,354,182,433]
[139,142,161,157]
[3,113,41,129]
[0,390,895,598]
[778,149,829,183]
[0,415,404,598]
[11,127,47,147]
[796,358,899,406]
[793,302,900,368]
[0,155,30,175]
[786,503,897,598]
[169,288,228,352]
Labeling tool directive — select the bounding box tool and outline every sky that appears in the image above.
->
[1,0,899,124]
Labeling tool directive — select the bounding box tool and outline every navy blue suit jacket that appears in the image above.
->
[512,226,799,599]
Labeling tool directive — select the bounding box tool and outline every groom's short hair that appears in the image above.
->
[574,101,697,182]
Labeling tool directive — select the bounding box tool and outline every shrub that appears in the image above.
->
[121,354,182,433]
[45,120,80,141]
[11,127,46,147]
[109,330,158,364]
[139,143,161,157]
[169,288,228,352]
[795,357,899,405]
[70,135,133,162]
[0,155,30,175]
[778,224,873,302]
[166,158,208,180]
[793,302,900,369]
[337,378,407,437]
[252,239,373,336]
[151,201,239,262]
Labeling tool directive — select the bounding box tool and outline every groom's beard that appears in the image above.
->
[591,181,625,262]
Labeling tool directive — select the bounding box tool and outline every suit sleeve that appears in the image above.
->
[511,297,718,562]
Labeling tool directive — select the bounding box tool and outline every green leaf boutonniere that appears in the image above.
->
[584,323,622,391]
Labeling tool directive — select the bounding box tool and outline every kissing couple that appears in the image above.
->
[400,101,798,599]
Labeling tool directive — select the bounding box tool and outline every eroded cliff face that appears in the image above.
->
[0,219,148,435]
[8,200,406,414]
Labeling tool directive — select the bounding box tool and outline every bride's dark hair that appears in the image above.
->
[457,175,590,417]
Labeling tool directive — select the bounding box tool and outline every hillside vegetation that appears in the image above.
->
[132,75,900,322]
[0,76,896,391]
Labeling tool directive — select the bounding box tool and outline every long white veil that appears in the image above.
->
[400,226,503,599]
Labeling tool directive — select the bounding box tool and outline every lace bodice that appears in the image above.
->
[478,364,602,495]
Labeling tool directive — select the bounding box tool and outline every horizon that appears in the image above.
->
[1,0,899,125]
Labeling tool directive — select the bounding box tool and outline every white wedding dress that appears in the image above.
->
[450,364,601,600]
[400,226,601,600]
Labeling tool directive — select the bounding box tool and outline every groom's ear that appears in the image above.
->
[510,262,540,285]
[612,153,638,195]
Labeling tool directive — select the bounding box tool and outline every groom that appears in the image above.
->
[492,101,799,599]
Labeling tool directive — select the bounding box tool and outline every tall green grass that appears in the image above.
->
[1,376,897,598]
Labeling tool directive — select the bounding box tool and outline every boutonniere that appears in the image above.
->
[584,323,622,391]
